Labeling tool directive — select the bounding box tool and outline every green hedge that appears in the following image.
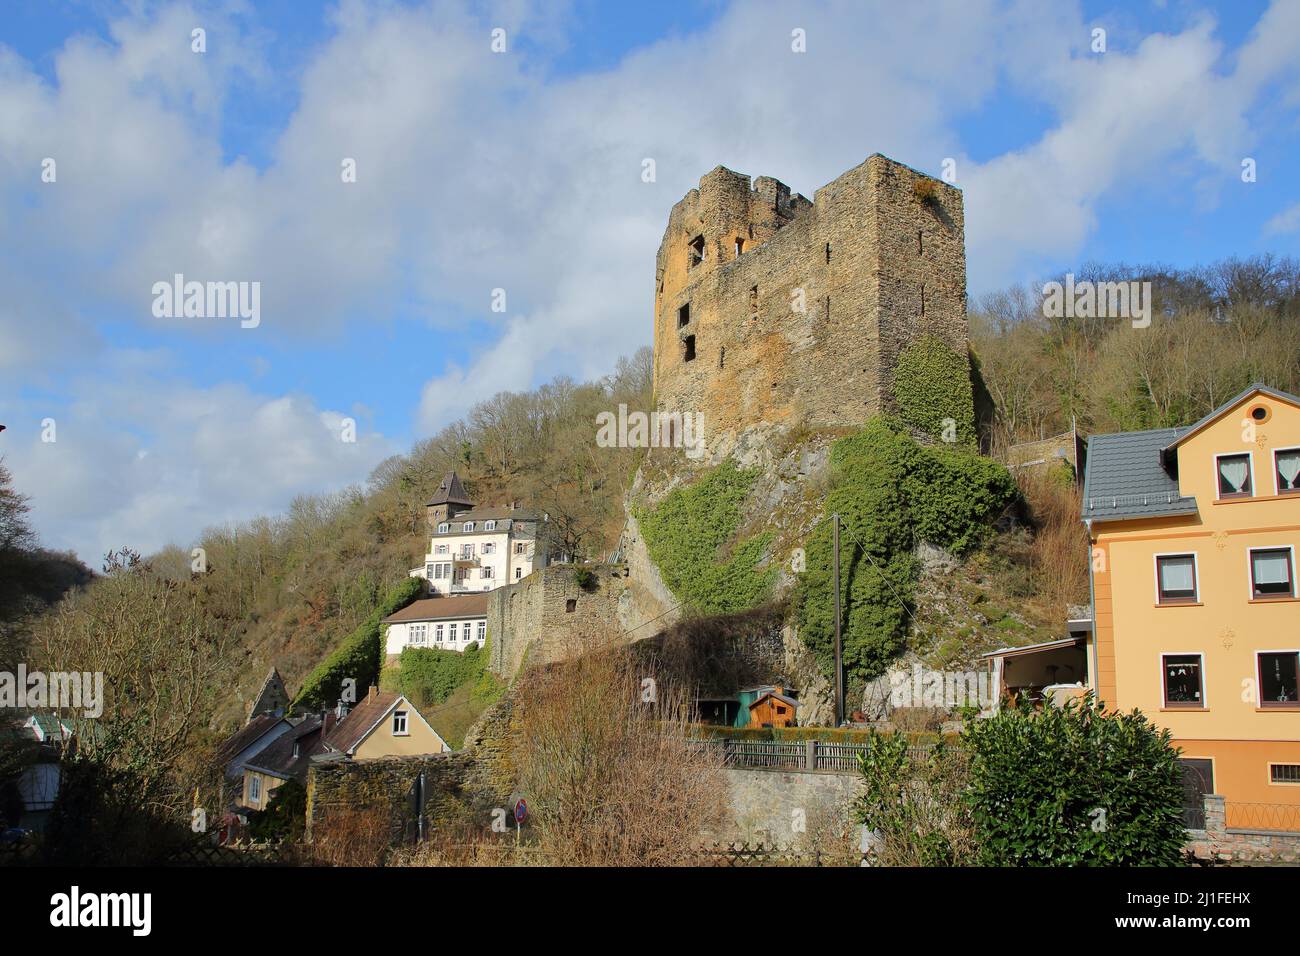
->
[292,576,424,710]
[692,723,946,746]
[635,460,775,614]
[397,642,487,711]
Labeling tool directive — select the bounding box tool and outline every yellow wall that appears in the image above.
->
[351,697,448,759]
[242,769,285,811]
[1091,391,1300,805]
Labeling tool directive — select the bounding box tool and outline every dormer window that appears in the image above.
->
[464,521,475,532]
[437,522,449,534]
[1216,453,1253,499]
[688,235,704,269]
[485,520,496,531]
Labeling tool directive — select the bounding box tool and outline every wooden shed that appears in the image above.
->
[747,687,798,729]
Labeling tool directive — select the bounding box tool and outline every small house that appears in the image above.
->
[747,686,798,729]
[322,687,448,759]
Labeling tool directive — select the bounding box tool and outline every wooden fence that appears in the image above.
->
[692,737,930,773]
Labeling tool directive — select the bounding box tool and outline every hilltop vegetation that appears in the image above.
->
[972,254,1300,449]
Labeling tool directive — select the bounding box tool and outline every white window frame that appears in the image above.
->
[1247,545,1296,600]
[515,567,523,579]
[477,621,486,641]
[1159,651,1207,710]
[515,542,526,555]
[437,522,449,533]
[485,520,496,531]
[410,624,427,645]
[1153,551,1200,605]
[1274,446,1300,497]
[435,624,444,643]
[483,542,496,554]
[464,521,475,532]
[392,710,409,736]
[481,566,493,579]
[449,623,458,642]
[1255,649,1300,708]
[436,544,448,555]
[1213,451,1254,500]
[461,543,475,559]
[249,776,261,802]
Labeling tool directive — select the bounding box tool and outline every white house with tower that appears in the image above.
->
[408,471,554,596]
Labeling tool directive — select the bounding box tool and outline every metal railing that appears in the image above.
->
[1223,802,1300,834]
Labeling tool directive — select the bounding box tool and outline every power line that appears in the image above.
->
[834,516,921,628]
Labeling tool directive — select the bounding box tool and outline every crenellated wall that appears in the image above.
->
[652,154,968,457]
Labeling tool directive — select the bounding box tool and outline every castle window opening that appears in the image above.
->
[825,242,831,263]
[719,347,725,369]
[749,285,758,309]
[917,230,923,255]
[678,303,690,328]
[735,237,744,256]
[683,334,696,362]
[920,283,925,316]
[688,235,704,269]
[565,599,577,613]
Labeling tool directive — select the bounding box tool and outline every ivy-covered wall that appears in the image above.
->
[795,417,1014,684]
[292,576,424,710]
[634,460,775,614]
[891,333,976,443]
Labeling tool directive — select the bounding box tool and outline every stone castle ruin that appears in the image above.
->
[653,154,969,456]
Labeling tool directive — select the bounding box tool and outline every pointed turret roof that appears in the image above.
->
[248,667,288,720]
[427,471,474,507]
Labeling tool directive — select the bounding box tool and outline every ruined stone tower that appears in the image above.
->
[652,154,968,452]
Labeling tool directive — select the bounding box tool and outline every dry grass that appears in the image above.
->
[1015,466,1090,612]
[303,807,391,867]
[511,640,728,866]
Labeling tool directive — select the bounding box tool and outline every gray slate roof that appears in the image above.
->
[1081,427,1198,522]
[1081,382,1300,523]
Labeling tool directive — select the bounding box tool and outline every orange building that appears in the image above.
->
[1082,384,1300,829]
[747,688,798,728]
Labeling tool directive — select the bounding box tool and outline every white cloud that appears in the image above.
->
[4,372,394,561]
[1265,201,1300,236]
[2,0,1299,559]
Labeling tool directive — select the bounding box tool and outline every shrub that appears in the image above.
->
[635,460,775,614]
[397,642,485,711]
[962,695,1186,866]
[854,731,976,866]
[573,567,596,590]
[293,577,424,710]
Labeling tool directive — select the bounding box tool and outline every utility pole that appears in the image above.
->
[832,513,844,727]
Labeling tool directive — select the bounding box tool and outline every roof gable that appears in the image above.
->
[324,692,445,755]
[1161,383,1300,454]
[427,471,474,507]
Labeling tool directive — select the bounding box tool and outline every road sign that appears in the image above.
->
[513,798,528,824]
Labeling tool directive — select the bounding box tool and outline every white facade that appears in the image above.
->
[385,615,488,656]
[410,513,550,596]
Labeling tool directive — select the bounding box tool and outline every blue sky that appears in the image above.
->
[1,0,1298,562]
